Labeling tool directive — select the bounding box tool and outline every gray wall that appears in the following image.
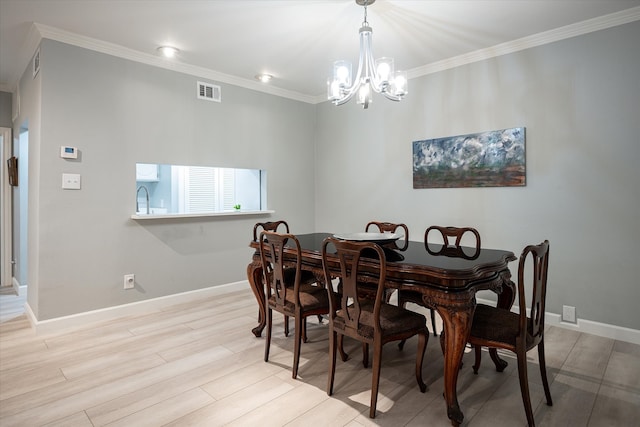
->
[315,21,640,330]
[21,40,316,320]
[0,91,11,127]
[12,21,640,331]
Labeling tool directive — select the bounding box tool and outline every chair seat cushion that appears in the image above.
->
[268,284,329,313]
[470,304,522,347]
[335,302,427,340]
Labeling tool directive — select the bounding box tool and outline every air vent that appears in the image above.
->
[197,81,221,102]
[33,48,40,78]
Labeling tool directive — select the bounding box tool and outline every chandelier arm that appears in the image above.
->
[333,25,368,105]
[381,92,403,101]
[363,30,384,93]
[333,91,356,105]
[350,27,367,94]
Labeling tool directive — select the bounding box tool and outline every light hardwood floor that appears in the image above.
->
[1,286,639,426]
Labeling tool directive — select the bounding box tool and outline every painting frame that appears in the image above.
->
[412,127,526,189]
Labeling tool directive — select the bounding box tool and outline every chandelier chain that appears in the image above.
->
[362,0,369,26]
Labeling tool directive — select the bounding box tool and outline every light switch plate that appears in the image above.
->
[62,173,81,189]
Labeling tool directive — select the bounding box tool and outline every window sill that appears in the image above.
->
[130,210,275,220]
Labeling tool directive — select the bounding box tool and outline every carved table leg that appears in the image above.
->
[247,259,266,337]
[497,278,516,310]
[436,303,473,426]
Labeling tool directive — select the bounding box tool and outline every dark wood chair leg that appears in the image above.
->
[338,334,348,361]
[472,344,482,374]
[516,347,535,427]
[474,345,508,373]
[538,340,553,406]
[397,295,407,350]
[264,308,272,362]
[284,315,289,337]
[369,340,383,418]
[328,330,337,395]
[292,315,303,379]
[362,342,369,368]
[302,317,307,343]
[490,348,508,372]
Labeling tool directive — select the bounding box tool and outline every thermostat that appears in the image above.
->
[60,146,78,159]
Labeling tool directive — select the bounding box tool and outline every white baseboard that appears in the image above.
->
[477,297,640,346]
[23,284,639,345]
[12,276,25,296]
[545,312,640,345]
[26,281,248,335]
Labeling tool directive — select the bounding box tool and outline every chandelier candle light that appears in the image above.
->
[327,0,407,109]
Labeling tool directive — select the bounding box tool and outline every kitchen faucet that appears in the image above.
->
[136,185,150,214]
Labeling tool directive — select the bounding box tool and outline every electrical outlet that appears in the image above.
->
[562,305,576,323]
[123,274,135,290]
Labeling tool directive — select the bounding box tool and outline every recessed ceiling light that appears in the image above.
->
[157,46,179,58]
[255,74,273,83]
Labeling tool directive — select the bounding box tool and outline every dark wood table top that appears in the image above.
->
[263,232,516,291]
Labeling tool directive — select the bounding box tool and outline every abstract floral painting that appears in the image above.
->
[412,127,525,188]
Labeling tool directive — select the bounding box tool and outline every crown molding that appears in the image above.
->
[8,7,639,103]
[32,23,316,104]
[407,6,640,80]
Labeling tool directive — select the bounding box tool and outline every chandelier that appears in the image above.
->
[327,0,407,109]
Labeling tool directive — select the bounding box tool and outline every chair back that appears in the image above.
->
[253,220,290,242]
[259,231,302,309]
[322,237,387,335]
[517,240,550,345]
[365,221,409,250]
[425,225,481,259]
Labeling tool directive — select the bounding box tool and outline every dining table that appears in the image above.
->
[247,232,517,426]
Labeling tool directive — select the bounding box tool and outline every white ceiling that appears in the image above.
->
[1,0,640,100]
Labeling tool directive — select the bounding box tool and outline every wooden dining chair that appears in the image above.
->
[365,221,409,251]
[357,221,409,303]
[254,221,318,338]
[468,240,552,427]
[322,237,429,418]
[260,231,330,379]
[253,220,290,242]
[398,226,481,339]
[424,225,482,259]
